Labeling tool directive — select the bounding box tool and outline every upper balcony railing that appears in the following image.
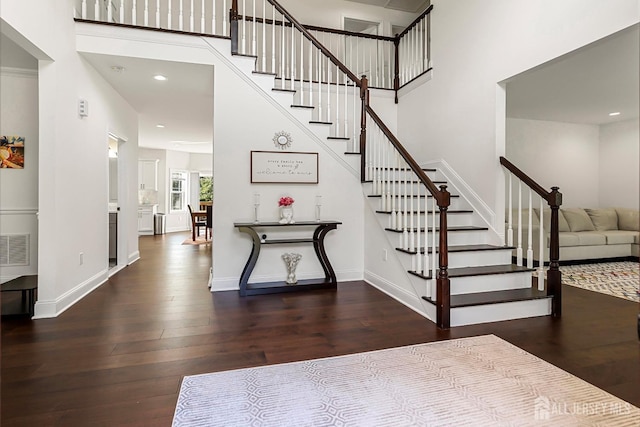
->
[75,0,432,99]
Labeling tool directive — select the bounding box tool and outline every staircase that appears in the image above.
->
[75,0,556,328]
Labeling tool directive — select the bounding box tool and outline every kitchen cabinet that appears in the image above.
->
[138,205,158,235]
[138,159,158,191]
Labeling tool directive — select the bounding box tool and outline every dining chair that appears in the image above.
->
[206,205,213,239]
[187,205,208,241]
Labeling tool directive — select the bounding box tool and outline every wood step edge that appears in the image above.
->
[327,136,351,140]
[375,209,473,215]
[272,88,296,93]
[369,194,460,199]
[309,120,332,125]
[253,71,277,76]
[291,104,314,109]
[422,287,551,308]
[397,244,516,255]
[384,226,489,233]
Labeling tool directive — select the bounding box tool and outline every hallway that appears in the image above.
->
[1,232,638,425]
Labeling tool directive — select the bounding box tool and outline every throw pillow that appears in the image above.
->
[615,208,640,231]
[585,208,618,231]
[534,208,570,232]
[562,208,596,232]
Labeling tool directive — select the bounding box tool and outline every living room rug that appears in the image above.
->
[181,236,210,246]
[172,335,639,426]
[535,261,639,303]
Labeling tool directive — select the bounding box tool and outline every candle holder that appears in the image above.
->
[253,193,260,223]
[315,195,322,222]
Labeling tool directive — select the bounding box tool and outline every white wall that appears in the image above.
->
[212,46,365,290]
[0,69,39,282]
[506,118,601,208]
[397,0,639,229]
[2,0,140,317]
[189,152,213,175]
[599,118,640,209]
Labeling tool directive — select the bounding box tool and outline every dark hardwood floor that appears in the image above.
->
[2,232,639,426]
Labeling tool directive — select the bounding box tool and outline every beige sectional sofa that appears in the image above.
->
[508,207,640,263]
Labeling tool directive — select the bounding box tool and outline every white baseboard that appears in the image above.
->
[33,269,109,319]
[128,251,140,265]
[364,270,434,321]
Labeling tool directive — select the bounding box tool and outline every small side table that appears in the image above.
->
[234,221,341,296]
[1,275,37,316]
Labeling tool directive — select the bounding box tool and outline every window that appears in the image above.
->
[170,170,188,211]
[199,176,213,202]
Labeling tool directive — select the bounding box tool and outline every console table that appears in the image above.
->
[234,220,341,296]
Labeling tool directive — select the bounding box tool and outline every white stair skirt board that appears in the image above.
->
[450,298,552,327]
[449,271,533,295]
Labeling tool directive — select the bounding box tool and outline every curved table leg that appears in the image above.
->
[313,223,338,284]
[238,226,261,297]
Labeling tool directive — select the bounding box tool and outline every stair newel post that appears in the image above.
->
[230,0,239,54]
[359,76,369,182]
[393,35,400,104]
[547,186,563,317]
[436,185,451,329]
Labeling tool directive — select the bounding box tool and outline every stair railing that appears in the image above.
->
[366,104,451,329]
[395,5,433,100]
[500,156,562,317]
[231,0,364,152]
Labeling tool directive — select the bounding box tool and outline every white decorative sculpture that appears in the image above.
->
[282,252,302,284]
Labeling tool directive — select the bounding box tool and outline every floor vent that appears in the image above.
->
[0,234,29,266]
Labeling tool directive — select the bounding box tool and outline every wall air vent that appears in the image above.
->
[0,234,29,266]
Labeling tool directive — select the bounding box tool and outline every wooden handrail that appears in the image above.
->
[304,24,395,42]
[365,105,443,203]
[263,0,362,86]
[397,4,434,39]
[499,156,552,203]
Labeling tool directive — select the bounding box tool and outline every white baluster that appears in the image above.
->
[95,0,100,21]
[156,0,160,28]
[179,0,183,30]
[241,0,245,53]
[82,0,87,19]
[538,198,545,291]
[402,163,409,249]
[108,0,113,22]
[343,73,348,138]
[527,189,534,268]
[380,134,386,211]
[168,0,172,29]
[416,183,422,273]
[409,175,415,252]
[280,14,285,86]
[261,0,266,70]
[352,80,357,152]
[335,62,340,137]
[190,0,194,32]
[143,0,148,26]
[317,49,323,121]
[517,180,523,266]
[308,37,313,107]
[507,173,513,246]
[326,54,331,123]
[423,193,430,277]
[271,5,275,74]
[290,23,295,91]
[121,0,125,24]
[201,0,205,32]
[222,0,226,35]
[211,0,216,34]
[131,0,136,24]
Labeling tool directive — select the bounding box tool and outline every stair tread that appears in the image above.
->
[409,263,532,280]
[397,244,515,255]
[383,167,436,172]
[253,71,277,76]
[422,287,550,308]
[327,136,351,140]
[344,152,361,155]
[385,225,488,233]
[232,53,258,59]
[272,88,296,93]
[291,104,314,109]
[366,180,447,184]
[376,209,472,214]
[309,120,332,125]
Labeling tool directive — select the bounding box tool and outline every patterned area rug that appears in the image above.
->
[536,262,639,303]
[181,236,210,246]
[172,335,640,426]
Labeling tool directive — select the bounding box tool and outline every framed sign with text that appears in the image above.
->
[250,151,319,184]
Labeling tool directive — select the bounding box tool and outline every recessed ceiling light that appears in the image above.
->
[154,75,167,81]
[111,65,125,73]
[609,112,621,116]
[156,124,165,128]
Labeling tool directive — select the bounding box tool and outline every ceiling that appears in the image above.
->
[506,24,639,125]
[344,0,430,14]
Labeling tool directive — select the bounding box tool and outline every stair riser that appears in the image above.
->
[447,272,533,295]
[450,298,552,327]
[371,197,468,211]
[399,249,513,270]
[384,212,474,228]
[394,230,488,247]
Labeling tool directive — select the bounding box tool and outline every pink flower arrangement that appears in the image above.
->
[278,196,294,207]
